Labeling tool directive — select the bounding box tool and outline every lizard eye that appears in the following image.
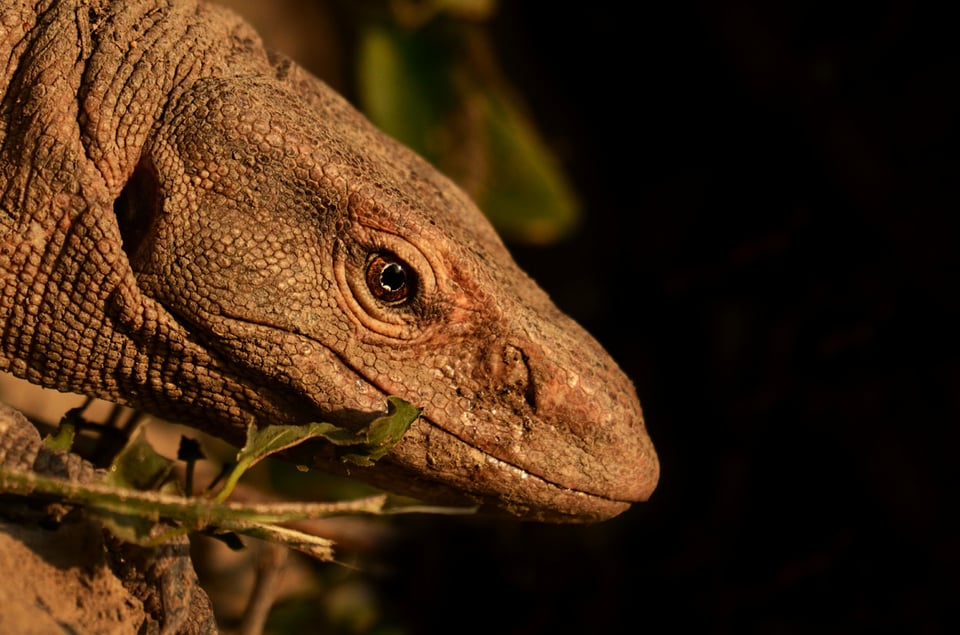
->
[334,233,434,340]
[366,253,415,305]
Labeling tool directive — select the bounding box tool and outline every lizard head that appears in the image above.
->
[120,69,658,523]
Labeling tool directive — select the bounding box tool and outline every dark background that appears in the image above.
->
[377,3,958,633]
[232,2,959,632]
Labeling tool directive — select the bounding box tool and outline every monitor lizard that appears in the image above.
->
[0,0,659,525]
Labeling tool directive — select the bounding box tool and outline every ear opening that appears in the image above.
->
[113,158,160,264]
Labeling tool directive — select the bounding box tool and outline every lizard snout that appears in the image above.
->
[463,327,659,510]
[512,332,659,505]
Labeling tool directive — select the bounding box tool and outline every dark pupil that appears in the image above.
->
[380,262,406,292]
[366,253,413,304]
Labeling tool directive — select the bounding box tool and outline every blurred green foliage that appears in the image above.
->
[353,0,580,244]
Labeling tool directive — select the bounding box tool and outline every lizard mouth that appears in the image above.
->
[369,411,637,523]
[249,346,637,522]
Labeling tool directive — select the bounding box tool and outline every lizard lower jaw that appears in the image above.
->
[474,453,635,523]
[373,414,648,523]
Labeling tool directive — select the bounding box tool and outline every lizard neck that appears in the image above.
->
[0,0,268,412]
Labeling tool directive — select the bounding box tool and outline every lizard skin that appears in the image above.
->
[0,0,659,523]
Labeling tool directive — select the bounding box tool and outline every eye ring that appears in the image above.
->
[334,233,435,341]
[366,252,415,305]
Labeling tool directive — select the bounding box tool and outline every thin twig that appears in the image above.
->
[239,542,289,635]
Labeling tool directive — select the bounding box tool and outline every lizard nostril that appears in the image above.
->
[497,344,537,411]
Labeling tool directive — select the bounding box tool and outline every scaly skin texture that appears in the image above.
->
[0,0,658,522]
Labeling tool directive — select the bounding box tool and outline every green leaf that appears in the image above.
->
[103,427,175,492]
[95,508,165,545]
[237,422,343,468]
[42,404,94,452]
[214,420,343,503]
[96,426,178,543]
[42,420,76,453]
[215,397,421,502]
[341,396,422,466]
